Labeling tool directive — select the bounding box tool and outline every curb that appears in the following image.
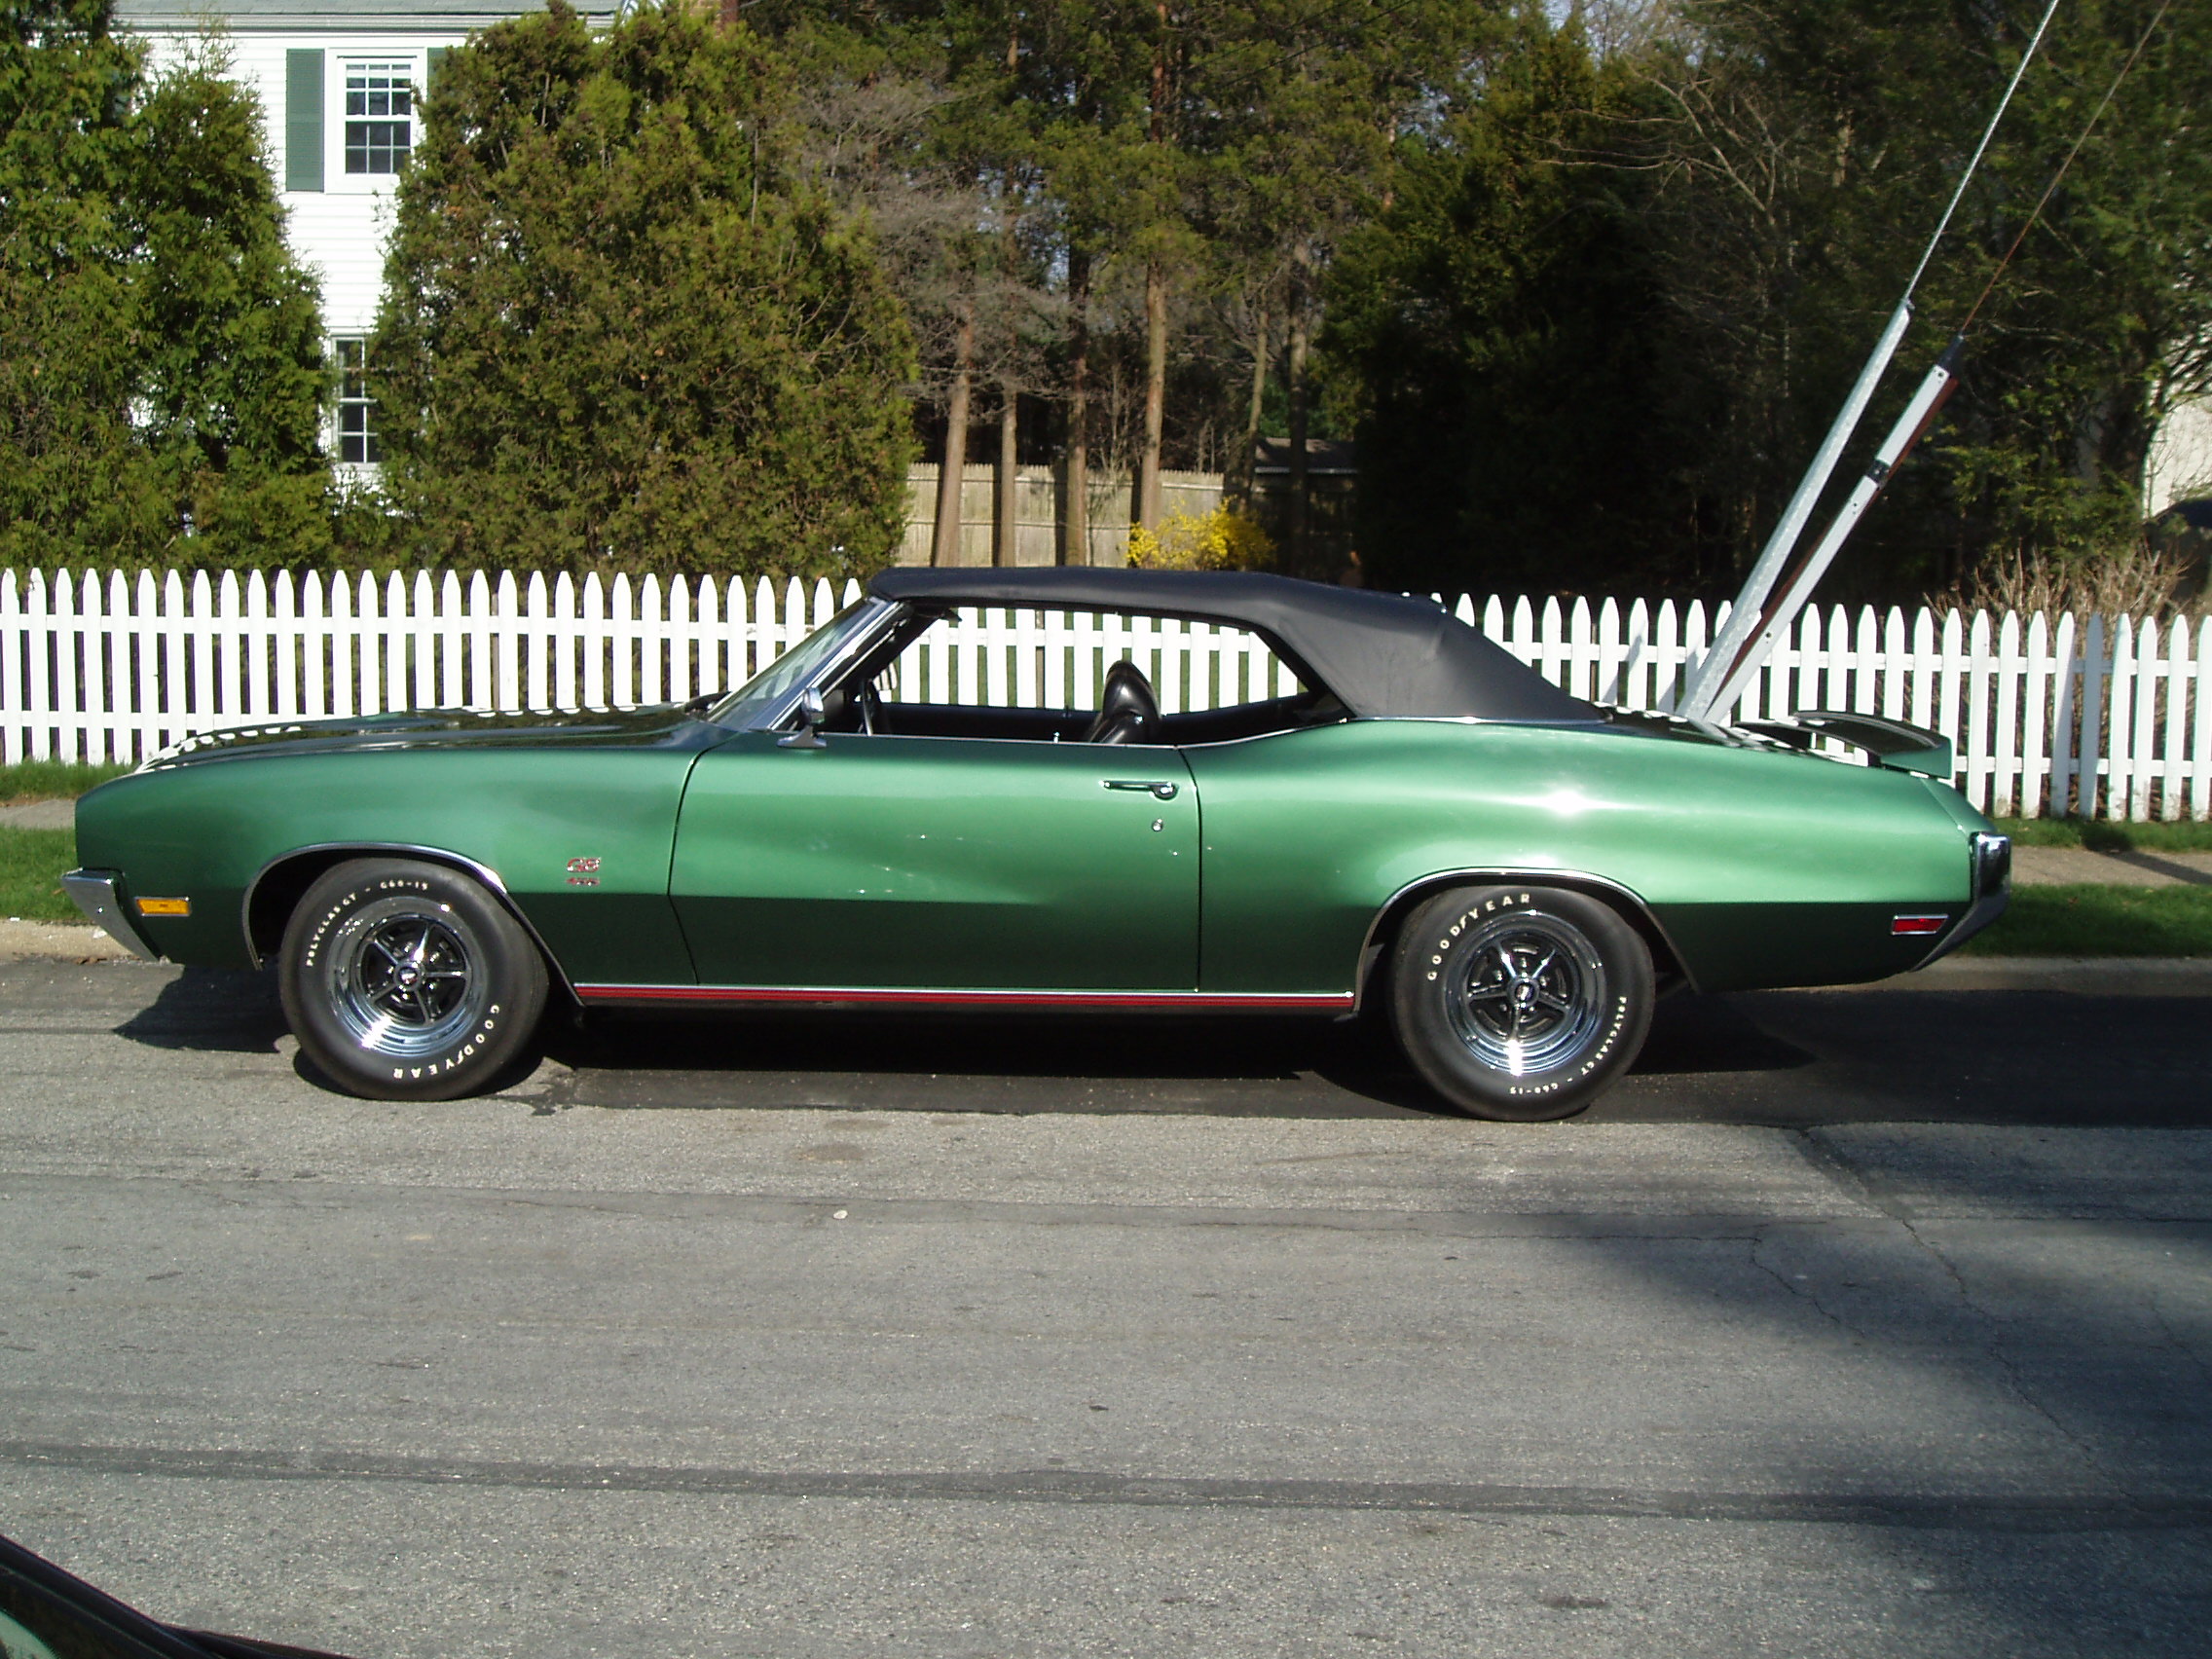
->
[1831,955,2212,996]
[0,921,133,963]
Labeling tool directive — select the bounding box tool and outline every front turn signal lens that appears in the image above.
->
[134,897,191,917]
[1891,914,1947,937]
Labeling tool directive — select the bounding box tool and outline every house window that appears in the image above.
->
[336,339,380,463]
[343,62,413,174]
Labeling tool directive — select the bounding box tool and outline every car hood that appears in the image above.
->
[139,704,715,769]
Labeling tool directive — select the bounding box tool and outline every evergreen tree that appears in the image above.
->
[1320,12,1683,595]
[0,1,332,569]
[0,0,165,565]
[1611,0,2212,599]
[130,47,331,565]
[1321,0,2212,603]
[373,0,917,578]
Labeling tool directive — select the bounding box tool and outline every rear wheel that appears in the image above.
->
[279,857,548,1100]
[1388,884,1652,1121]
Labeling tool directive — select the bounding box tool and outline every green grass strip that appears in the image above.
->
[1993,816,2212,852]
[0,827,81,922]
[1961,883,2212,957]
[0,760,129,803]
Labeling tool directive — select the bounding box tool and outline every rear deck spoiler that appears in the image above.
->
[1740,710,1955,779]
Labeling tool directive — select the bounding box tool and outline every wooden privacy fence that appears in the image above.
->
[3,567,2207,822]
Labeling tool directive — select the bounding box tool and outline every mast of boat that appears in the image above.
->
[1676,0,2065,726]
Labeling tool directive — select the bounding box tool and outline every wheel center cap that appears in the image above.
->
[396,965,421,987]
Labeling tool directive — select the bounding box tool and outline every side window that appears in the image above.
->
[334,338,380,464]
[342,61,414,175]
[877,608,1306,716]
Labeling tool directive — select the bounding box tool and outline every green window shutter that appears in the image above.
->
[425,47,448,95]
[285,49,324,193]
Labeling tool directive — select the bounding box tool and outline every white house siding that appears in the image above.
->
[115,1,618,471]
[2148,398,2212,518]
[125,25,461,337]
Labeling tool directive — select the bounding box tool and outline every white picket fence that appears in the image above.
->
[3,567,2207,821]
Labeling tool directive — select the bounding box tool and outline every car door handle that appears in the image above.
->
[1103,779,1179,800]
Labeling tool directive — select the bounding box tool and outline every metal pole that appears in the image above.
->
[1700,340,1965,721]
[1677,0,2064,723]
[1678,299,1913,720]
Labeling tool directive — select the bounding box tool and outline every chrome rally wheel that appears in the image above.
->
[1444,911,1608,1077]
[322,901,484,1060]
[279,857,548,1101]
[1389,884,1653,1121]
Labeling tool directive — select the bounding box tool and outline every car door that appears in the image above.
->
[671,729,1199,992]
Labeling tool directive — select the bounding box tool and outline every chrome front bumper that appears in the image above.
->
[61,869,160,961]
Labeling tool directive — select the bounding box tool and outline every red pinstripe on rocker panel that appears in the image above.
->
[572,985,1356,1012]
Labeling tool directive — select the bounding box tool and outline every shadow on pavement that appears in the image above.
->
[537,987,2212,1128]
[89,962,2212,1127]
[114,966,288,1054]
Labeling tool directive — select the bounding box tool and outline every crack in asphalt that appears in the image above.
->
[1890,1211,2133,1498]
[1746,1228,1862,1342]
[1786,1126,2147,1495]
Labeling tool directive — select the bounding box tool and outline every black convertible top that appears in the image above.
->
[869,568,1599,723]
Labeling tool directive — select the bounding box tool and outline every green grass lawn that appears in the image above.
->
[0,759,129,803]
[1960,883,2212,957]
[0,827,81,922]
[1994,815,2212,852]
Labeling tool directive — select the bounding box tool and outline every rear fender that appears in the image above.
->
[1353,868,1692,1014]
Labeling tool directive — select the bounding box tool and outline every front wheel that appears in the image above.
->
[279,857,549,1100]
[1388,884,1653,1122]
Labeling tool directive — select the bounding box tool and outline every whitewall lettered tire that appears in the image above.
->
[1388,884,1653,1122]
[278,857,549,1101]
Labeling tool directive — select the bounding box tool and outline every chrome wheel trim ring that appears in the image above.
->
[322,896,484,1059]
[1444,910,1607,1078]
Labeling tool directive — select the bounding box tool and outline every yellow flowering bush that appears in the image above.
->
[1126,505,1275,571]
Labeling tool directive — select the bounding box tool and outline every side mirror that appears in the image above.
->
[778,686,829,749]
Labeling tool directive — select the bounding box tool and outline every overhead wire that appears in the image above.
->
[1903,0,2067,299]
[1958,0,2178,332]
[1698,0,2183,719]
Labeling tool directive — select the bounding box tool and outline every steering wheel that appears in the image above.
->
[1084,660,1161,745]
[856,681,884,736]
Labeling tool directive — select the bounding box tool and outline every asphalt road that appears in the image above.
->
[2,959,2209,1658]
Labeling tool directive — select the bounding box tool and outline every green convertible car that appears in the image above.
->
[66,568,2009,1118]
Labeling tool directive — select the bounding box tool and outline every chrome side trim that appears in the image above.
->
[239,842,578,1000]
[61,870,160,961]
[1351,867,1695,1010]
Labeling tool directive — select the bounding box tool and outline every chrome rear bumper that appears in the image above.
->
[61,869,160,961]
[1915,832,2011,968]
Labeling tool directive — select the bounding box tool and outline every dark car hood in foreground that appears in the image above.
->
[182,1628,359,1659]
[141,704,714,770]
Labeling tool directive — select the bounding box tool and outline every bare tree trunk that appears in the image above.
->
[1139,259,1167,534]
[1287,252,1311,574]
[1229,294,1268,510]
[995,387,1018,567]
[1138,0,1170,541]
[932,303,975,567]
[1064,250,1090,565]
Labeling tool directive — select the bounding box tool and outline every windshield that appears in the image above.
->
[706,599,886,730]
